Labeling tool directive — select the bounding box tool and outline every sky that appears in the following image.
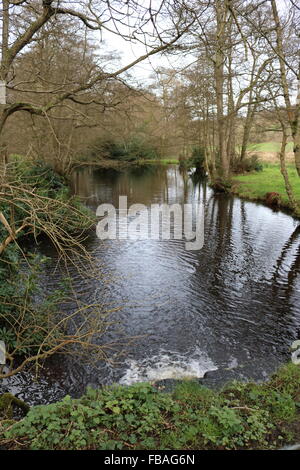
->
[91,0,296,95]
[92,0,191,87]
[99,29,184,87]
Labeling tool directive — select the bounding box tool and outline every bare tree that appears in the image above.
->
[269,0,300,176]
[0,0,195,172]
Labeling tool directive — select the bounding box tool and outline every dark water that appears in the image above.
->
[2,165,300,404]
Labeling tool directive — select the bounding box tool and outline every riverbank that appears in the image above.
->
[72,157,180,170]
[1,362,300,450]
[74,159,300,218]
[143,158,180,165]
[230,165,300,218]
[1,162,300,451]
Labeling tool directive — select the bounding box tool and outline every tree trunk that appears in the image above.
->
[279,123,299,214]
[214,0,229,178]
[240,106,256,161]
[293,78,300,176]
[271,0,300,177]
[226,47,236,167]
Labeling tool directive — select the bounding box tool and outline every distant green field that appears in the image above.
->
[247,142,294,152]
[232,165,300,212]
[146,143,292,164]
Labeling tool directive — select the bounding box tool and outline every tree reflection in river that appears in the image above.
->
[3,164,299,404]
[68,165,300,385]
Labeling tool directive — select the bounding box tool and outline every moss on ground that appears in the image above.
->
[0,393,30,419]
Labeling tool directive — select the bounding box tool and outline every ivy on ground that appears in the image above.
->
[1,363,300,450]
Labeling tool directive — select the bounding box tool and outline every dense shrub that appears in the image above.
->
[232,154,263,174]
[84,136,161,162]
[191,146,205,171]
[0,158,93,360]
[179,146,206,175]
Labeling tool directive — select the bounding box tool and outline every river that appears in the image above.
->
[1,164,300,405]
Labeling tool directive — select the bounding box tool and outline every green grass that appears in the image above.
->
[1,363,300,450]
[143,158,179,165]
[232,164,300,214]
[247,142,294,152]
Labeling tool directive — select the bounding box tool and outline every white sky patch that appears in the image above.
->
[98,28,188,86]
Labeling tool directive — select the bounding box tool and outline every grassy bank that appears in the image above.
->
[143,158,179,165]
[1,363,300,450]
[231,164,300,216]
[72,157,180,170]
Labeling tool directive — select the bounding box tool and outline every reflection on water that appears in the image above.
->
[2,165,300,404]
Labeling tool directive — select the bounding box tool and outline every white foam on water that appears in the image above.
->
[228,356,239,369]
[119,348,217,385]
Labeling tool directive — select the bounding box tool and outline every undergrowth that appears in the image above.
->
[0,156,94,361]
[1,363,300,450]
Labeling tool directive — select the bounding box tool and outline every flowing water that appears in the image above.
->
[2,164,300,404]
